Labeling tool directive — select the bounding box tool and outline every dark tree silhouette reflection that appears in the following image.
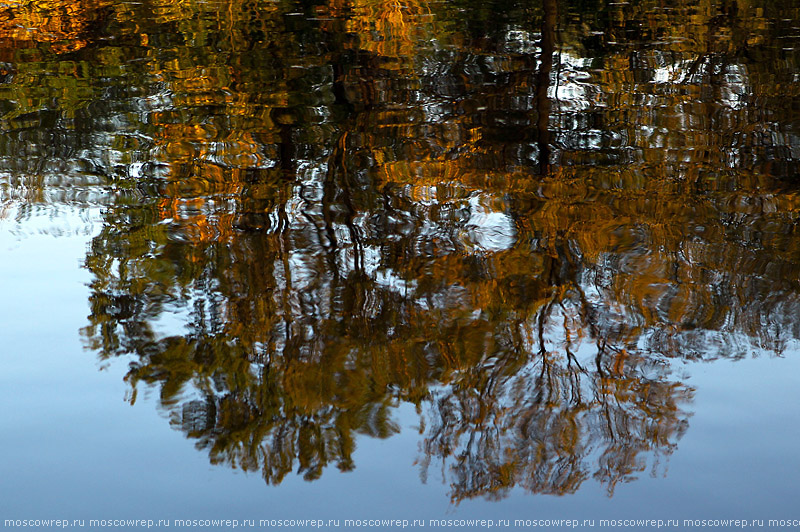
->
[54,0,800,501]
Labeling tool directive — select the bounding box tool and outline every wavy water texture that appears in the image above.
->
[1,0,798,501]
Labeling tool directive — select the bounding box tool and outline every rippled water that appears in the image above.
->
[1,0,800,528]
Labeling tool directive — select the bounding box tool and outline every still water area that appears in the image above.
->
[1,0,799,529]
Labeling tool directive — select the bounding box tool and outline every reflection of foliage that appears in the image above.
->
[421,341,692,501]
[0,0,113,53]
[84,194,698,496]
[2,0,799,501]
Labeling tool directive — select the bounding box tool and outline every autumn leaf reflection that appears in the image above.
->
[0,0,112,54]
[47,0,800,502]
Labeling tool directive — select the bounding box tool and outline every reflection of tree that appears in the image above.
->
[1,0,796,502]
[81,0,800,499]
[84,194,696,496]
[420,327,692,501]
[406,232,696,500]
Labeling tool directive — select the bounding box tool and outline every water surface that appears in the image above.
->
[1,0,799,528]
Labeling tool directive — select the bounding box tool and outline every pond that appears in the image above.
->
[1,0,799,530]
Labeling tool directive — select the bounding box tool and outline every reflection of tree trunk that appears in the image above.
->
[321,162,341,277]
[536,0,557,175]
[332,60,353,111]
[274,108,296,178]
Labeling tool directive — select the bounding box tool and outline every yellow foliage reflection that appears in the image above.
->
[0,0,112,53]
[1,0,797,501]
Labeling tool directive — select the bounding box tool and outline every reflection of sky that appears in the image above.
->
[1,8,798,524]
[458,194,517,254]
[2,221,800,524]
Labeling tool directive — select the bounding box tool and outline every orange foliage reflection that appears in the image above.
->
[2,0,795,502]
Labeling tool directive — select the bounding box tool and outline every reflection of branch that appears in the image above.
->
[277,200,295,360]
[322,158,343,277]
[681,54,707,85]
[298,182,339,280]
[536,0,557,175]
[330,131,365,275]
